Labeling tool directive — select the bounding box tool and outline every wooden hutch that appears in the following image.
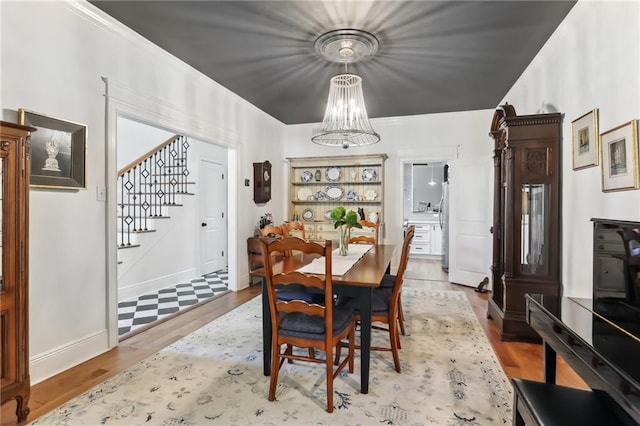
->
[487,105,563,341]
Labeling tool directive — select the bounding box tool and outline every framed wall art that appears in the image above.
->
[600,119,639,192]
[572,108,599,170]
[18,109,87,189]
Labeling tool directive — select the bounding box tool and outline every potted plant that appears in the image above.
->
[330,206,362,255]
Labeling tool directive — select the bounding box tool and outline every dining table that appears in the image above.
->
[255,243,396,394]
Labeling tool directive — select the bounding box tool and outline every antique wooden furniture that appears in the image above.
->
[253,160,271,204]
[0,122,33,422]
[336,226,414,371]
[256,244,395,394]
[487,104,562,341]
[287,154,387,243]
[525,294,639,423]
[260,237,355,413]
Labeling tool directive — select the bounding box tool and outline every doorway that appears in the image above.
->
[401,159,450,280]
[115,116,230,339]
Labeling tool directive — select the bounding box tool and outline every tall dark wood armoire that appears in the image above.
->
[0,121,33,422]
[486,105,562,341]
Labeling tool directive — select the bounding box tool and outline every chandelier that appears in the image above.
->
[311,29,381,149]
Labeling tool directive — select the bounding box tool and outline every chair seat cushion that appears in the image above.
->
[337,288,392,316]
[279,306,353,339]
[380,274,395,289]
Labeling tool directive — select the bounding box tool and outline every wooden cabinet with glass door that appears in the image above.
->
[0,121,33,422]
[287,154,387,243]
[487,105,562,341]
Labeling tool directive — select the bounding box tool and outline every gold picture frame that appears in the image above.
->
[600,119,639,192]
[572,108,599,170]
[18,109,87,190]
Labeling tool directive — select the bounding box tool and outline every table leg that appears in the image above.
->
[262,277,272,376]
[359,287,373,394]
[543,340,556,384]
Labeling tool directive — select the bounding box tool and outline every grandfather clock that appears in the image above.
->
[487,104,562,341]
[253,161,271,204]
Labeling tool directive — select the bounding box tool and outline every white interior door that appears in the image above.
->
[448,157,493,288]
[199,159,226,274]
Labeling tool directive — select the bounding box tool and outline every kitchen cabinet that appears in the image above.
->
[408,220,442,256]
[287,154,387,243]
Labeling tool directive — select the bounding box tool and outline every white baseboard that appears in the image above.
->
[118,268,197,302]
[30,330,110,385]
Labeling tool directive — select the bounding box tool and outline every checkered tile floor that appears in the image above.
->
[118,269,229,337]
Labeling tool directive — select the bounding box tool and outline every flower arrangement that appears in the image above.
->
[330,206,361,255]
[330,206,362,229]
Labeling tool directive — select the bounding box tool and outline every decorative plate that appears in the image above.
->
[302,209,314,221]
[362,168,377,182]
[326,166,342,182]
[346,190,358,201]
[326,186,344,201]
[364,189,378,201]
[300,170,313,182]
[323,210,334,220]
[297,187,313,201]
[315,190,327,201]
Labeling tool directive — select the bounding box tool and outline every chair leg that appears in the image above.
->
[268,342,282,401]
[398,295,406,336]
[348,323,355,373]
[333,343,342,366]
[389,319,401,373]
[326,351,334,413]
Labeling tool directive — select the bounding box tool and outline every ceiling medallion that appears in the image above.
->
[311,29,381,149]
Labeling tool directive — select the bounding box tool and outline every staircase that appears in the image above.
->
[117,135,193,249]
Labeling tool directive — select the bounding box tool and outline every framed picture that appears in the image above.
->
[572,108,599,170]
[600,119,639,192]
[18,109,87,189]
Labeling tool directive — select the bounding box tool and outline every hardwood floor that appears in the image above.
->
[1,260,586,425]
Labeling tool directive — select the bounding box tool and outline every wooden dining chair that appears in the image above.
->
[260,237,355,413]
[282,221,307,257]
[335,225,415,372]
[283,221,306,240]
[349,219,379,245]
[260,224,285,239]
[380,225,415,336]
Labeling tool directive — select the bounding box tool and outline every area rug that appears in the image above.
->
[31,288,512,425]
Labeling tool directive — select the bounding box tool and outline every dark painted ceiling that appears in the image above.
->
[90,1,576,124]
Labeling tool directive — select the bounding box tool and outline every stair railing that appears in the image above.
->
[117,135,190,247]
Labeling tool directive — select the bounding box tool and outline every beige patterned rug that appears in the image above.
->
[31,288,512,425]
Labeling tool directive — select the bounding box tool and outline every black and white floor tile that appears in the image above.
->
[118,269,229,337]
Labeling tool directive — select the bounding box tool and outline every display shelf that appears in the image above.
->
[287,154,387,242]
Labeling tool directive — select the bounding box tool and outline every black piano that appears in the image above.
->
[524,218,640,423]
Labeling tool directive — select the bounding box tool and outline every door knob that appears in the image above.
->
[201,222,207,227]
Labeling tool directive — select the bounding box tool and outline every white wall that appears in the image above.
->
[500,0,640,298]
[283,110,495,267]
[116,117,174,170]
[1,1,284,383]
